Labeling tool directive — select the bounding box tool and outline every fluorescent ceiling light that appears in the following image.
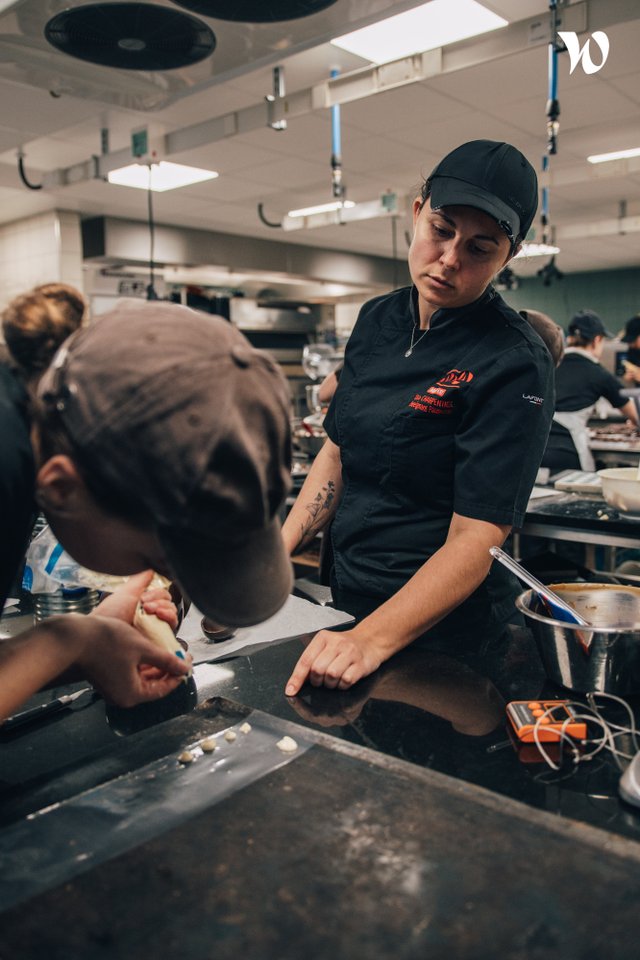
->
[107,161,218,192]
[287,200,356,218]
[514,243,560,259]
[587,146,640,164]
[331,0,507,65]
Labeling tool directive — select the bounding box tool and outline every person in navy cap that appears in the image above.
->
[541,309,638,473]
[283,139,555,695]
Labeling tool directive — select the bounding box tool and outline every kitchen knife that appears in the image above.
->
[1,687,94,731]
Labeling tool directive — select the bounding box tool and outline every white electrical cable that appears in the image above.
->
[529,695,638,774]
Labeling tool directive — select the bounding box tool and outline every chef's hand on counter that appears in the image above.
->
[285,623,383,695]
[285,514,511,695]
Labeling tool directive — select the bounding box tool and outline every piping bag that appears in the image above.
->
[133,573,192,678]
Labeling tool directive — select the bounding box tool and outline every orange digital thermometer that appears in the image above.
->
[506,700,587,743]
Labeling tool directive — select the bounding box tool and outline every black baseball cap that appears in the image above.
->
[568,309,612,340]
[428,139,538,248]
[622,315,640,343]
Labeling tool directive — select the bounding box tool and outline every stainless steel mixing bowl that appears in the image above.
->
[516,583,640,693]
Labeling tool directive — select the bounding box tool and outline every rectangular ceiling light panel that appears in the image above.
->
[107,161,218,192]
[587,147,640,164]
[331,0,508,65]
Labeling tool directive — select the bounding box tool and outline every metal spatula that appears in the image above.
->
[489,546,591,626]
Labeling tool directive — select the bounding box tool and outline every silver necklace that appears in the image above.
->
[405,324,428,357]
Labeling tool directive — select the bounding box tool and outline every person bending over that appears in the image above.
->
[1,298,292,719]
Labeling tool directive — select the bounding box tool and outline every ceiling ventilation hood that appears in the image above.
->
[44,2,216,71]
[0,0,399,110]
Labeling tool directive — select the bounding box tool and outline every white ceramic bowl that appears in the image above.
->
[597,467,640,515]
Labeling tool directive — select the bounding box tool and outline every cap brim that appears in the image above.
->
[430,176,520,242]
[160,519,293,628]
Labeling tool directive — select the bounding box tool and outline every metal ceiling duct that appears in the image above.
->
[171,1,339,22]
[44,2,216,70]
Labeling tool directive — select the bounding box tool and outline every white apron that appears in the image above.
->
[552,408,594,471]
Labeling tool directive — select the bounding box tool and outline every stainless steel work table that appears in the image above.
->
[514,491,640,570]
[2,608,640,958]
[590,438,640,467]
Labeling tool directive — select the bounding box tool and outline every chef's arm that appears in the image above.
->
[282,437,343,556]
[620,398,639,425]
[285,513,511,694]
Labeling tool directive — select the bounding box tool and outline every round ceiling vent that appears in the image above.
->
[44,3,216,70]
[171,1,339,23]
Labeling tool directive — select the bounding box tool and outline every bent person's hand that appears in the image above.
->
[93,570,178,631]
[77,614,192,707]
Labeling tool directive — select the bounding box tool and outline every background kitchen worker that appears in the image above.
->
[2,283,87,391]
[518,309,565,368]
[541,309,638,473]
[283,139,554,694]
[620,314,640,385]
[0,298,292,720]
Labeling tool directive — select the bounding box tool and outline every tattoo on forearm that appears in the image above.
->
[305,481,335,521]
[296,481,336,551]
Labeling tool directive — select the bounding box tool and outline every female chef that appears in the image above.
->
[283,139,554,694]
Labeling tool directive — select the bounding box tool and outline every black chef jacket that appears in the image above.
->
[323,285,554,633]
[542,349,631,472]
[0,362,36,611]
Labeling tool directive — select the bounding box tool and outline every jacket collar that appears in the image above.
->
[410,284,496,329]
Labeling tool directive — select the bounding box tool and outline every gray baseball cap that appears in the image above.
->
[38,299,293,626]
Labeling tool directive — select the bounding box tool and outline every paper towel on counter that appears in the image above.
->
[177,594,354,664]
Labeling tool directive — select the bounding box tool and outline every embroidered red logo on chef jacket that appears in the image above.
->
[436,369,474,388]
[407,368,474,415]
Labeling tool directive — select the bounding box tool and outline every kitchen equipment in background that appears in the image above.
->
[231,299,332,417]
[598,468,640,516]
[306,384,323,415]
[302,342,342,381]
[232,298,322,365]
[33,587,101,623]
[553,470,602,494]
[516,583,640,693]
[292,414,327,457]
